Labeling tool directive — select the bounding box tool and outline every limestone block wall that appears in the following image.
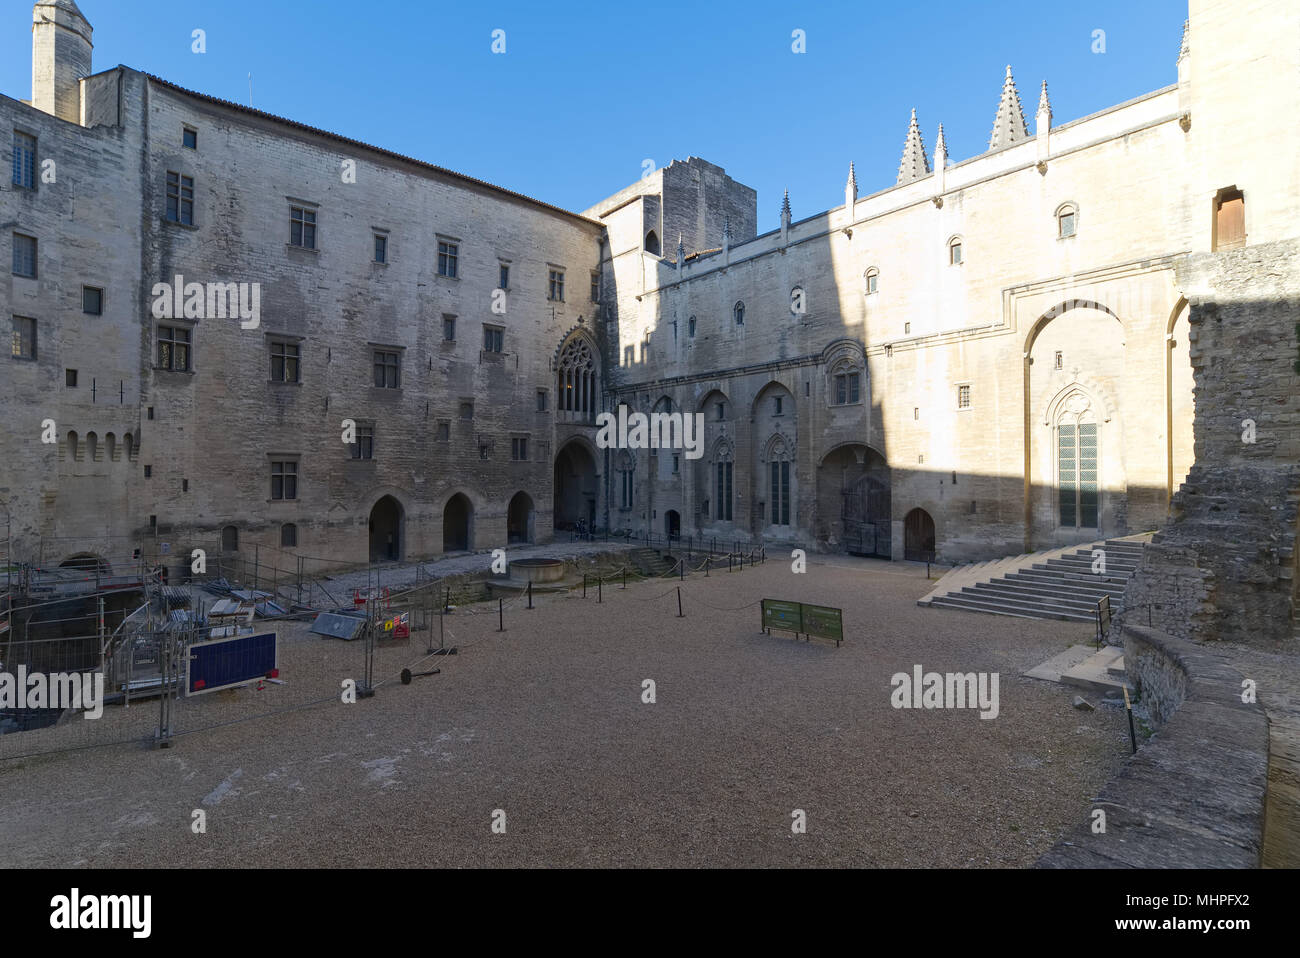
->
[0,83,145,573]
[1116,240,1300,648]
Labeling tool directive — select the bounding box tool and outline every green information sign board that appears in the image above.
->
[762,599,802,634]
[801,604,843,645]
[761,599,844,647]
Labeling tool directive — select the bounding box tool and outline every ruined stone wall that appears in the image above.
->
[1116,240,1300,648]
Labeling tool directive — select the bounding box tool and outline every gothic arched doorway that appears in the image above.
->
[903,508,936,562]
[554,440,597,532]
[507,492,535,544]
[369,495,404,562]
[664,509,680,539]
[443,494,473,553]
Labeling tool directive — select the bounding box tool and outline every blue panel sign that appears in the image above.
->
[186,632,278,696]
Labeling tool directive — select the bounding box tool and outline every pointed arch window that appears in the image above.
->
[714,443,734,522]
[1056,391,1099,529]
[733,301,745,326]
[767,437,792,526]
[557,335,599,420]
[645,230,660,256]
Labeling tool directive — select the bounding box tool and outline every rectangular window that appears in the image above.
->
[773,396,783,415]
[689,317,696,338]
[1054,351,1063,370]
[437,240,458,277]
[281,523,297,548]
[290,206,316,248]
[511,437,528,461]
[483,325,504,353]
[166,172,194,225]
[499,264,509,289]
[479,442,492,461]
[443,315,456,341]
[716,401,726,421]
[1214,189,1246,250]
[12,131,36,189]
[536,390,548,412]
[83,286,103,315]
[182,127,198,150]
[949,241,962,265]
[270,460,298,500]
[372,350,400,388]
[957,384,971,409]
[591,271,600,302]
[672,454,679,475]
[11,316,36,360]
[12,233,37,277]
[66,368,78,387]
[157,325,191,371]
[374,234,387,263]
[1059,211,1076,238]
[270,341,300,383]
[436,420,450,441]
[1058,425,1099,528]
[716,461,733,521]
[459,401,474,420]
[351,425,374,460]
[548,269,565,302]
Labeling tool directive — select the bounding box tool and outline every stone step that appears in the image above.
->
[998,573,1127,600]
[967,583,1102,612]
[928,592,1095,623]
[1005,571,1127,595]
[1042,555,1140,573]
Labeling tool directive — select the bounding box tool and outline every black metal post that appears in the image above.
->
[598,576,603,603]
[622,567,627,590]
[498,596,505,632]
[527,579,533,609]
[583,574,587,599]
[677,586,683,617]
[1124,686,1138,754]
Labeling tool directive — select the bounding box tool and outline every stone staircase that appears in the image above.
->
[919,536,1149,624]
[628,548,675,578]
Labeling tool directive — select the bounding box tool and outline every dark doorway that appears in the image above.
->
[443,493,473,552]
[221,525,239,552]
[820,444,891,558]
[904,508,936,562]
[664,509,680,539]
[553,441,597,531]
[507,492,534,544]
[369,495,403,562]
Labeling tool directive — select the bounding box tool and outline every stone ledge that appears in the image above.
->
[1036,624,1268,868]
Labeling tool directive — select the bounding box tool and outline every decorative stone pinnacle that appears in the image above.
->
[989,64,1029,151]
[896,108,931,186]
[1037,80,1052,120]
[1178,19,1190,62]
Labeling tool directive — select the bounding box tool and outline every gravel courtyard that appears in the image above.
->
[0,555,1131,868]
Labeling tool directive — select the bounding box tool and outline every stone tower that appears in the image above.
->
[32,0,93,123]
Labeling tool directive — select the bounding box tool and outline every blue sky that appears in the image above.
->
[3,0,1187,222]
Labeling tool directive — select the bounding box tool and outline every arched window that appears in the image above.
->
[616,450,634,511]
[790,286,805,316]
[556,335,599,420]
[281,523,298,548]
[830,361,862,405]
[124,432,135,460]
[864,268,879,295]
[947,236,963,265]
[733,301,745,326]
[106,432,118,461]
[221,525,239,552]
[86,431,99,461]
[645,230,660,256]
[67,431,80,461]
[767,436,792,526]
[688,316,697,338]
[1056,391,1099,529]
[1056,203,1078,238]
[714,442,733,522]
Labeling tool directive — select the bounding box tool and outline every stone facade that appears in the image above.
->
[1115,239,1300,648]
[3,0,1299,575]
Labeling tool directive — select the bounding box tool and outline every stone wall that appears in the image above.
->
[1038,623,1268,867]
[1115,240,1300,648]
